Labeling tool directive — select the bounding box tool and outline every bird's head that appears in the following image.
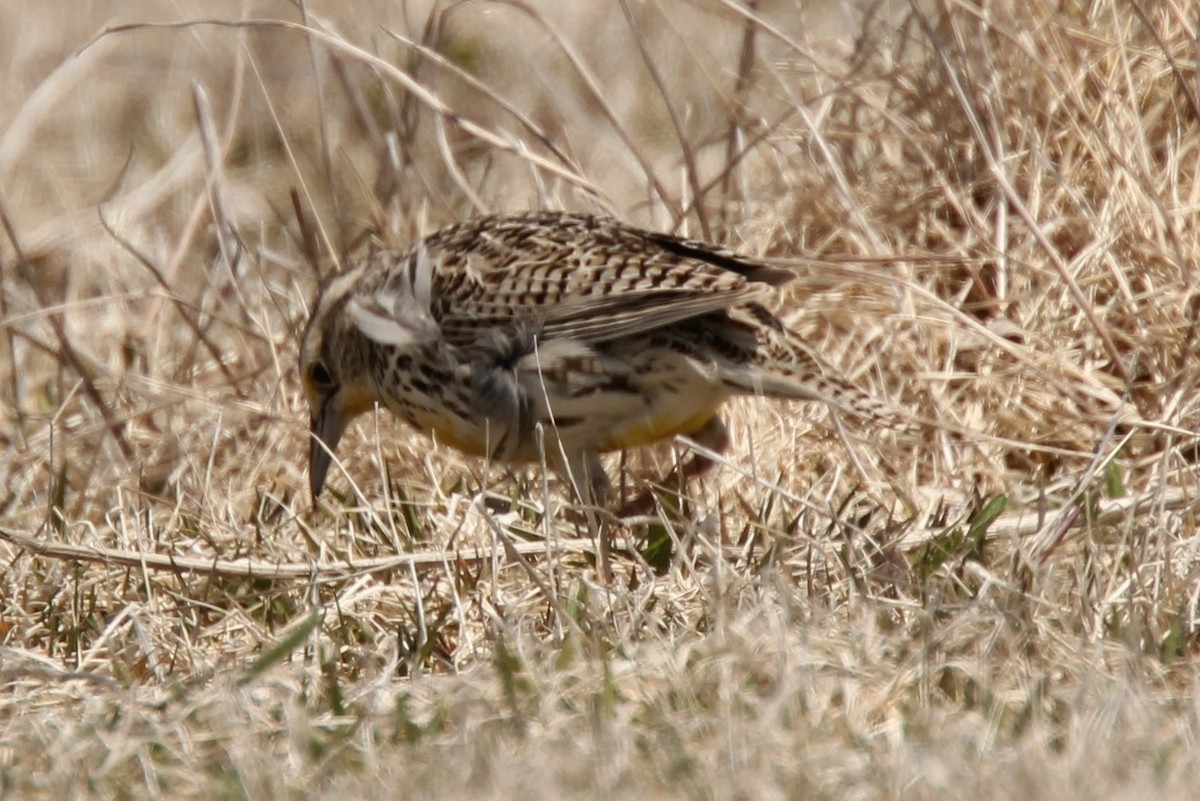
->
[299,269,380,501]
[300,247,443,501]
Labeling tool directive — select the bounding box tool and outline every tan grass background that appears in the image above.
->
[2,0,1200,798]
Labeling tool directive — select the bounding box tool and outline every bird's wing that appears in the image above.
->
[439,284,770,347]
[425,213,787,346]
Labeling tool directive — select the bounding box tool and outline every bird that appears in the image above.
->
[299,211,908,569]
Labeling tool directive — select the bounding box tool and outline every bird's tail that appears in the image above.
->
[721,320,915,433]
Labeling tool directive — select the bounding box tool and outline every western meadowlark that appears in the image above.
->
[300,211,907,565]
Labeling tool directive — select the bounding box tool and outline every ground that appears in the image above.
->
[1,1,1199,798]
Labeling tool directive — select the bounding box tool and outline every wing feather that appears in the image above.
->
[440,284,770,346]
[349,213,792,349]
[424,212,789,346]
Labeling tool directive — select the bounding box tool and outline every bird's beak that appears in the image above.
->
[309,391,350,501]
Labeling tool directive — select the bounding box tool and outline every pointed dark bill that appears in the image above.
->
[309,395,348,501]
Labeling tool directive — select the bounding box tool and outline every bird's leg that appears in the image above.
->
[561,450,616,581]
[618,416,730,517]
[673,415,731,485]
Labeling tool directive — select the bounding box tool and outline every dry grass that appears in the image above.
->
[2,0,1200,798]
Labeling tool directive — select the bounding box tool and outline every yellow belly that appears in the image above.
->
[595,403,721,453]
[393,385,725,460]
[430,423,492,457]
[425,408,720,458]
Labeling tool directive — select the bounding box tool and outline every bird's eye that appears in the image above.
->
[309,360,336,391]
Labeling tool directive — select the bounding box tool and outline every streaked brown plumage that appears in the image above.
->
[299,211,906,553]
